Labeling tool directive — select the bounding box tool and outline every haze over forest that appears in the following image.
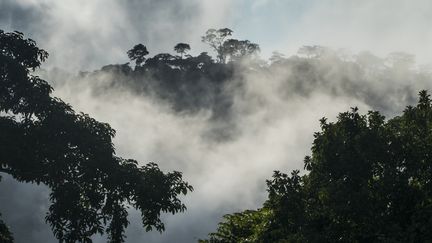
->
[1,1,432,242]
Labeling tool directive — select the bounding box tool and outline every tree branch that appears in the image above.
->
[0,168,12,175]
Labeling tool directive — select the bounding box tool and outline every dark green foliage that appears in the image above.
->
[174,43,191,59]
[0,30,192,242]
[198,209,271,243]
[201,91,432,242]
[98,28,263,123]
[222,39,260,62]
[201,28,260,64]
[119,41,235,117]
[0,214,13,243]
[127,43,149,67]
[85,33,425,128]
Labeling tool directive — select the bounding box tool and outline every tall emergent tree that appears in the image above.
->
[201,91,432,242]
[201,28,260,64]
[0,215,13,243]
[201,28,233,63]
[174,43,191,59]
[127,43,149,67]
[0,30,192,242]
[222,39,260,62]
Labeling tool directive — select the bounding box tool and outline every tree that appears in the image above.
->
[222,39,260,62]
[201,29,260,63]
[0,30,193,242]
[201,28,233,63]
[145,53,177,67]
[174,43,191,59]
[198,209,271,243]
[0,214,13,242]
[201,91,432,242]
[127,43,149,67]
[195,52,213,64]
[269,51,286,64]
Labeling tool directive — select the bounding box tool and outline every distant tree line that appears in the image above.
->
[127,28,260,68]
[3,27,430,243]
[82,28,424,124]
[116,28,432,242]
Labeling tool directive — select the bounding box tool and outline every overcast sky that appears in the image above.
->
[1,1,432,243]
[1,0,432,71]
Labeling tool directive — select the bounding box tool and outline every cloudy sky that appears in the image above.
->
[1,0,432,71]
[1,0,432,242]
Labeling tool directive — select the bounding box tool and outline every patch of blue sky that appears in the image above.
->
[231,0,316,57]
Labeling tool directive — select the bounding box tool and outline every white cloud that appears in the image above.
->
[276,0,432,64]
[2,0,432,242]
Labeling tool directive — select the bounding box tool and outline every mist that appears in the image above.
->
[1,1,432,242]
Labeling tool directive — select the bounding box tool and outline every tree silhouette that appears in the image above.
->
[198,209,271,243]
[222,39,260,62]
[201,28,233,63]
[174,43,190,59]
[201,91,432,242]
[71,31,427,139]
[127,43,149,67]
[269,51,286,64]
[0,30,192,243]
[0,214,13,242]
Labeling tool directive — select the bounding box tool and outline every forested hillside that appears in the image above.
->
[2,27,432,243]
[200,91,432,242]
[45,29,429,121]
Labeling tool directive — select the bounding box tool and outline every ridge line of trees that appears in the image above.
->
[2,27,431,243]
[127,28,260,69]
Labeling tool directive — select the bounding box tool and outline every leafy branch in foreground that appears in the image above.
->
[201,90,432,242]
[0,30,192,242]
